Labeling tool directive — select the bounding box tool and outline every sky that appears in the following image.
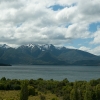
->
[0,0,100,55]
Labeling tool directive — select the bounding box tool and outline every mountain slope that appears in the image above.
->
[58,49,98,62]
[0,44,100,65]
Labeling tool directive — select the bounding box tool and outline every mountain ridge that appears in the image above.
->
[0,44,100,65]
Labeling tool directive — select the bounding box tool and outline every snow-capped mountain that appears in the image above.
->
[25,44,52,49]
[0,43,65,50]
[19,44,64,51]
[0,43,100,65]
[0,44,10,48]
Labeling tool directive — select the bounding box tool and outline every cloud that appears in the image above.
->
[78,0,100,17]
[79,46,91,52]
[79,46,100,56]
[66,23,90,39]
[0,0,100,55]
[91,46,100,55]
[66,46,76,49]
[91,28,100,44]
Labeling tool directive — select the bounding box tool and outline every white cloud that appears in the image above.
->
[0,0,100,55]
[55,0,78,6]
[79,46,91,52]
[79,46,100,55]
[66,46,76,49]
[66,23,90,39]
[91,28,100,44]
[90,46,100,55]
[55,6,77,24]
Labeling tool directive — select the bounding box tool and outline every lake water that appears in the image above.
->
[0,65,100,82]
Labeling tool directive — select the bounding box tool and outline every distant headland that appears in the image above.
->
[0,63,12,66]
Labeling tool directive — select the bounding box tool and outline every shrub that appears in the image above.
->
[28,86,36,96]
[40,95,46,100]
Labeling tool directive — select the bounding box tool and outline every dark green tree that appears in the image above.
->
[96,84,100,100]
[84,83,92,100]
[70,82,78,100]
[1,77,6,81]
[20,81,28,100]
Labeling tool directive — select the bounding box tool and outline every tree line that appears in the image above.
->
[0,77,100,100]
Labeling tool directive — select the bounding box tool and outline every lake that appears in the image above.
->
[0,65,100,82]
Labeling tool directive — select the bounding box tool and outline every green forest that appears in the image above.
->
[0,77,100,100]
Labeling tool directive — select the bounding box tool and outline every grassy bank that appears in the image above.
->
[0,90,59,100]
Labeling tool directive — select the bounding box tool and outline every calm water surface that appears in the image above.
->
[0,65,100,81]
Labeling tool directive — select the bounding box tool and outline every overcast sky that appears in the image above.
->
[0,0,100,55]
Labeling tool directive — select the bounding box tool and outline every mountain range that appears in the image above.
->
[0,44,100,66]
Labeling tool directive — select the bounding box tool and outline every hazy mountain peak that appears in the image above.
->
[25,44,55,50]
[41,44,53,50]
[18,44,68,51]
[27,44,35,48]
[0,44,10,48]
